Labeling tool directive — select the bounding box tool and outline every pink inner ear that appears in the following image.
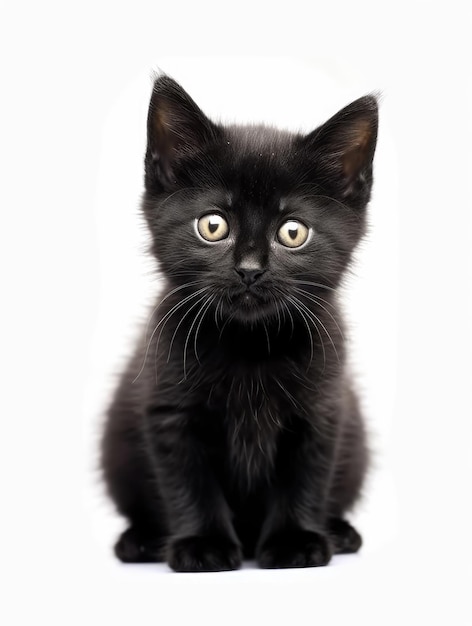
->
[341,119,373,181]
[152,103,176,151]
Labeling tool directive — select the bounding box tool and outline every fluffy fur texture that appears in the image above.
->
[101,76,378,571]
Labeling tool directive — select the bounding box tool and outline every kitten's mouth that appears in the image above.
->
[233,288,265,306]
[241,292,258,305]
[226,287,274,321]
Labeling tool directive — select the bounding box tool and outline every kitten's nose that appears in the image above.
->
[235,266,266,286]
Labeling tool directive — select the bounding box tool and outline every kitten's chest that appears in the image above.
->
[207,367,294,488]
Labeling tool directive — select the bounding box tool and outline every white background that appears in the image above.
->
[1,2,471,625]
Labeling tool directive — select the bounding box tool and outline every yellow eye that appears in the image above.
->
[197,214,229,242]
[277,220,310,248]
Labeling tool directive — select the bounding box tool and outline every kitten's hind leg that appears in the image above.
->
[115,526,167,563]
[327,518,362,554]
[101,396,169,563]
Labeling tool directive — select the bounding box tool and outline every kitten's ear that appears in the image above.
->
[145,75,220,191]
[303,95,378,198]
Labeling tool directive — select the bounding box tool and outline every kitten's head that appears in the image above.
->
[142,76,378,324]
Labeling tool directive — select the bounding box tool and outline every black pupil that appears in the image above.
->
[208,220,219,234]
[288,227,298,240]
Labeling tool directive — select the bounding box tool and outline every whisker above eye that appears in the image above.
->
[293,190,362,221]
[156,186,208,209]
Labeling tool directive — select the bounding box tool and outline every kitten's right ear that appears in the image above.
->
[302,95,378,200]
[145,75,220,191]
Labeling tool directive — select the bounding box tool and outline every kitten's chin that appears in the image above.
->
[227,291,276,324]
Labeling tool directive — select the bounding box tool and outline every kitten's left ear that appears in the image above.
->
[303,95,378,198]
[145,75,221,191]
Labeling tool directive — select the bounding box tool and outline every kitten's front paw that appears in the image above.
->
[327,517,362,554]
[167,535,242,572]
[258,529,332,569]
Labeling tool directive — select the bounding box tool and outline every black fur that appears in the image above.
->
[101,76,378,571]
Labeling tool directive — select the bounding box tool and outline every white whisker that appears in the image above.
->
[165,291,210,364]
[182,294,215,380]
[193,294,217,364]
[286,295,316,369]
[133,286,208,383]
[291,295,340,363]
[293,287,344,339]
[290,279,336,292]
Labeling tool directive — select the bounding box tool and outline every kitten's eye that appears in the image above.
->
[277,220,310,248]
[197,214,229,242]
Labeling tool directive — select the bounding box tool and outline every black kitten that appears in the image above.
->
[101,76,378,571]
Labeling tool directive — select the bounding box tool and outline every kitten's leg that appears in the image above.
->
[256,419,335,569]
[101,402,168,563]
[146,405,242,573]
[326,390,367,555]
[257,395,367,568]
